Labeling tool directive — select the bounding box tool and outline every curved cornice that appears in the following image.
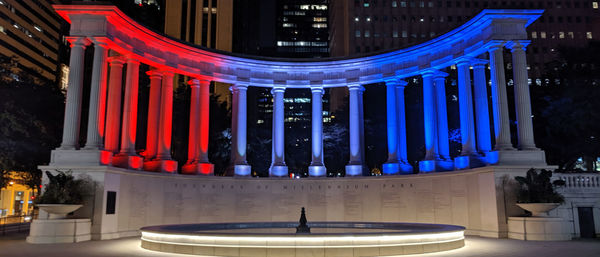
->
[55,4,542,88]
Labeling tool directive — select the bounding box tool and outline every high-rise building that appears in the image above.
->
[275,0,330,58]
[0,0,68,83]
[330,0,600,78]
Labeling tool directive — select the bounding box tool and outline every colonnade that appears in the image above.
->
[57,36,538,176]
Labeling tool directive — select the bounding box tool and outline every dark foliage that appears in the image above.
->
[514,168,565,204]
[36,171,92,205]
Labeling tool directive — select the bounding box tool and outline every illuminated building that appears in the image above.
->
[0,0,68,83]
[276,0,329,58]
[0,172,36,217]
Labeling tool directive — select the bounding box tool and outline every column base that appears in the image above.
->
[489,149,547,166]
[269,165,288,177]
[308,165,326,177]
[143,159,178,173]
[50,149,113,166]
[345,164,365,176]
[182,162,214,175]
[419,159,454,173]
[112,154,143,170]
[454,154,486,170]
[383,161,413,175]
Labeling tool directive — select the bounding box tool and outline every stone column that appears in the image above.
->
[472,60,493,154]
[59,37,90,150]
[104,57,125,153]
[395,80,412,173]
[146,71,178,173]
[358,87,367,174]
[183,79,214,175]
[309,87,326,176]
[345,84,365,176]
[488,42,515,151]
[83,39,108,150]
[433,72,453,171]
[383,79,399,175]
[269,87,288,177]
[419,71,438,172]
[455,59,482,169]
[113,58,142,170]
[227,84,251,176]
[507,40,538,150]
[144,69,163,161]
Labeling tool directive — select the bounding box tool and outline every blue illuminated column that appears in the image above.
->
[472,59,494,161]
[358,86,367,174]
[269,87,288,177]
[454,59,481,169]
[383,79,399,175]
[309,87,326,177]
[228,84,251,176]
[487,42,515,151]
[395,80,413,173]
[433,72,454,171]
[507,40,538,150]
[345,84,365,176]
[419,71,438,173]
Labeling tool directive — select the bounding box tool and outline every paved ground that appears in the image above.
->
[0,233,598,257]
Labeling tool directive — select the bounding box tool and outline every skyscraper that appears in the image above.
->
[276,0,330,58]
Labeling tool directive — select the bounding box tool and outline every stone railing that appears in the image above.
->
[554,173,600,189]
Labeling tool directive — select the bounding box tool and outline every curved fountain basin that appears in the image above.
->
[140,222,465,256]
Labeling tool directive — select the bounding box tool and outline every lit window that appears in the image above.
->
[314,17,327,22]
[257,119,264,124]
[364,3,370,7]
[540,32,546,38]
[365,30,370,37]
[355,30,361,37]
[531,31,537,39]
[355,17,359,22]
[419,1,425,7]
[393,30,398,37]
[587,32,593,39]
[0,26,4,34]
[559,32,565,39]
[568,32,574,39]
[33,25,42,32]
[392,1,397,7]
[282,23,295,28]
[400,1,407,7]
[312,23,327,28]
[366,17,371,22]
[593,2,599,9]
[402,30,407,37]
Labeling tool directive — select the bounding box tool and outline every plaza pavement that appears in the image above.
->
[0,233,598,257]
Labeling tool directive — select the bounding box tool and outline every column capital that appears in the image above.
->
[271,86,286,94]
[455,57,476,67]
[188,78,211,87]
[483,40,507,52]
[433,71,449,79]
[146,69,163,78]
[384,78,408,88]
[506,40,531,52]
[470,58,489,67]
[125,56,140,65]
[66,36,91,48]
[107,56,126,67]
[347,84,364,91]
[229,84,248,93]
[90,37,110,48]
[310,86,324,94]
[420,69,447,78]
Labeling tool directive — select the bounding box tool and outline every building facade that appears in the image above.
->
[0,0,67,83]
[276,0,330,58]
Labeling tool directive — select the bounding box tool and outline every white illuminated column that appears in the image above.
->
[433,72,453,171]
[309,87,326,177]
[488,42,515,151]
[104,56,125,153]
[59,37,90,150]
[472,60,493,155]
[228,84,251,176]
[83,39,108,150]
[144,69,162,161]
[269,87,288,177]
[507,40,538,150]
[345,84,365,176]
[395,80,412,173]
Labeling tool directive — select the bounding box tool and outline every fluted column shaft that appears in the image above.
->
[104,57,125,153]
[434,72,450,160]
[395,81,410,166]
[508,41,537,150]
[186,80,201,163]
[309,87,326,176]
[385,81,399,164]
[84,40,108,149]
[118,58,140,155]
[156,71,175,160]
[422,72,438,160]
[269,87,287,177]
[457,60,477,155]
[347,85,363,164]
[472,61,493,153]
[230,84,249,165]
[145,70,163,160]
[488,43,515,150]
[198,79,211,162]
[59,37,90,150]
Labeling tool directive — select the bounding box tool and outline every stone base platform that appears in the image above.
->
[26,219,91,244]
[508,217,572,241]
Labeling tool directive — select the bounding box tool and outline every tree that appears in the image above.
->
[0,56,64,189]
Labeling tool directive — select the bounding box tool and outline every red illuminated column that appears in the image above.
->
[83,39,108,150]
[113,57,142,170]
[183,79,214,175]
[144,69,163,161]
[59,37,90,150]
[148,71,178,173]
[104,56,126,153]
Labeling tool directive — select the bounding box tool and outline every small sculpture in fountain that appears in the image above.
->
[296,207,311,234]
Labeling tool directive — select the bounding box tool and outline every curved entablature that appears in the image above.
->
[54,4,542,88]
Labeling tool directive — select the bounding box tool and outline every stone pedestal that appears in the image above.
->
[27,219,91,244]
[508,217,572,241]
[112,154,143,170]
[454,155,486,170]
[143,160,178,173]
[50,149,112,166]
[490,150,546,166]
[182,163,214,175]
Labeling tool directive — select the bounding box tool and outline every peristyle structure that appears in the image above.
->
[41,4,549,241]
